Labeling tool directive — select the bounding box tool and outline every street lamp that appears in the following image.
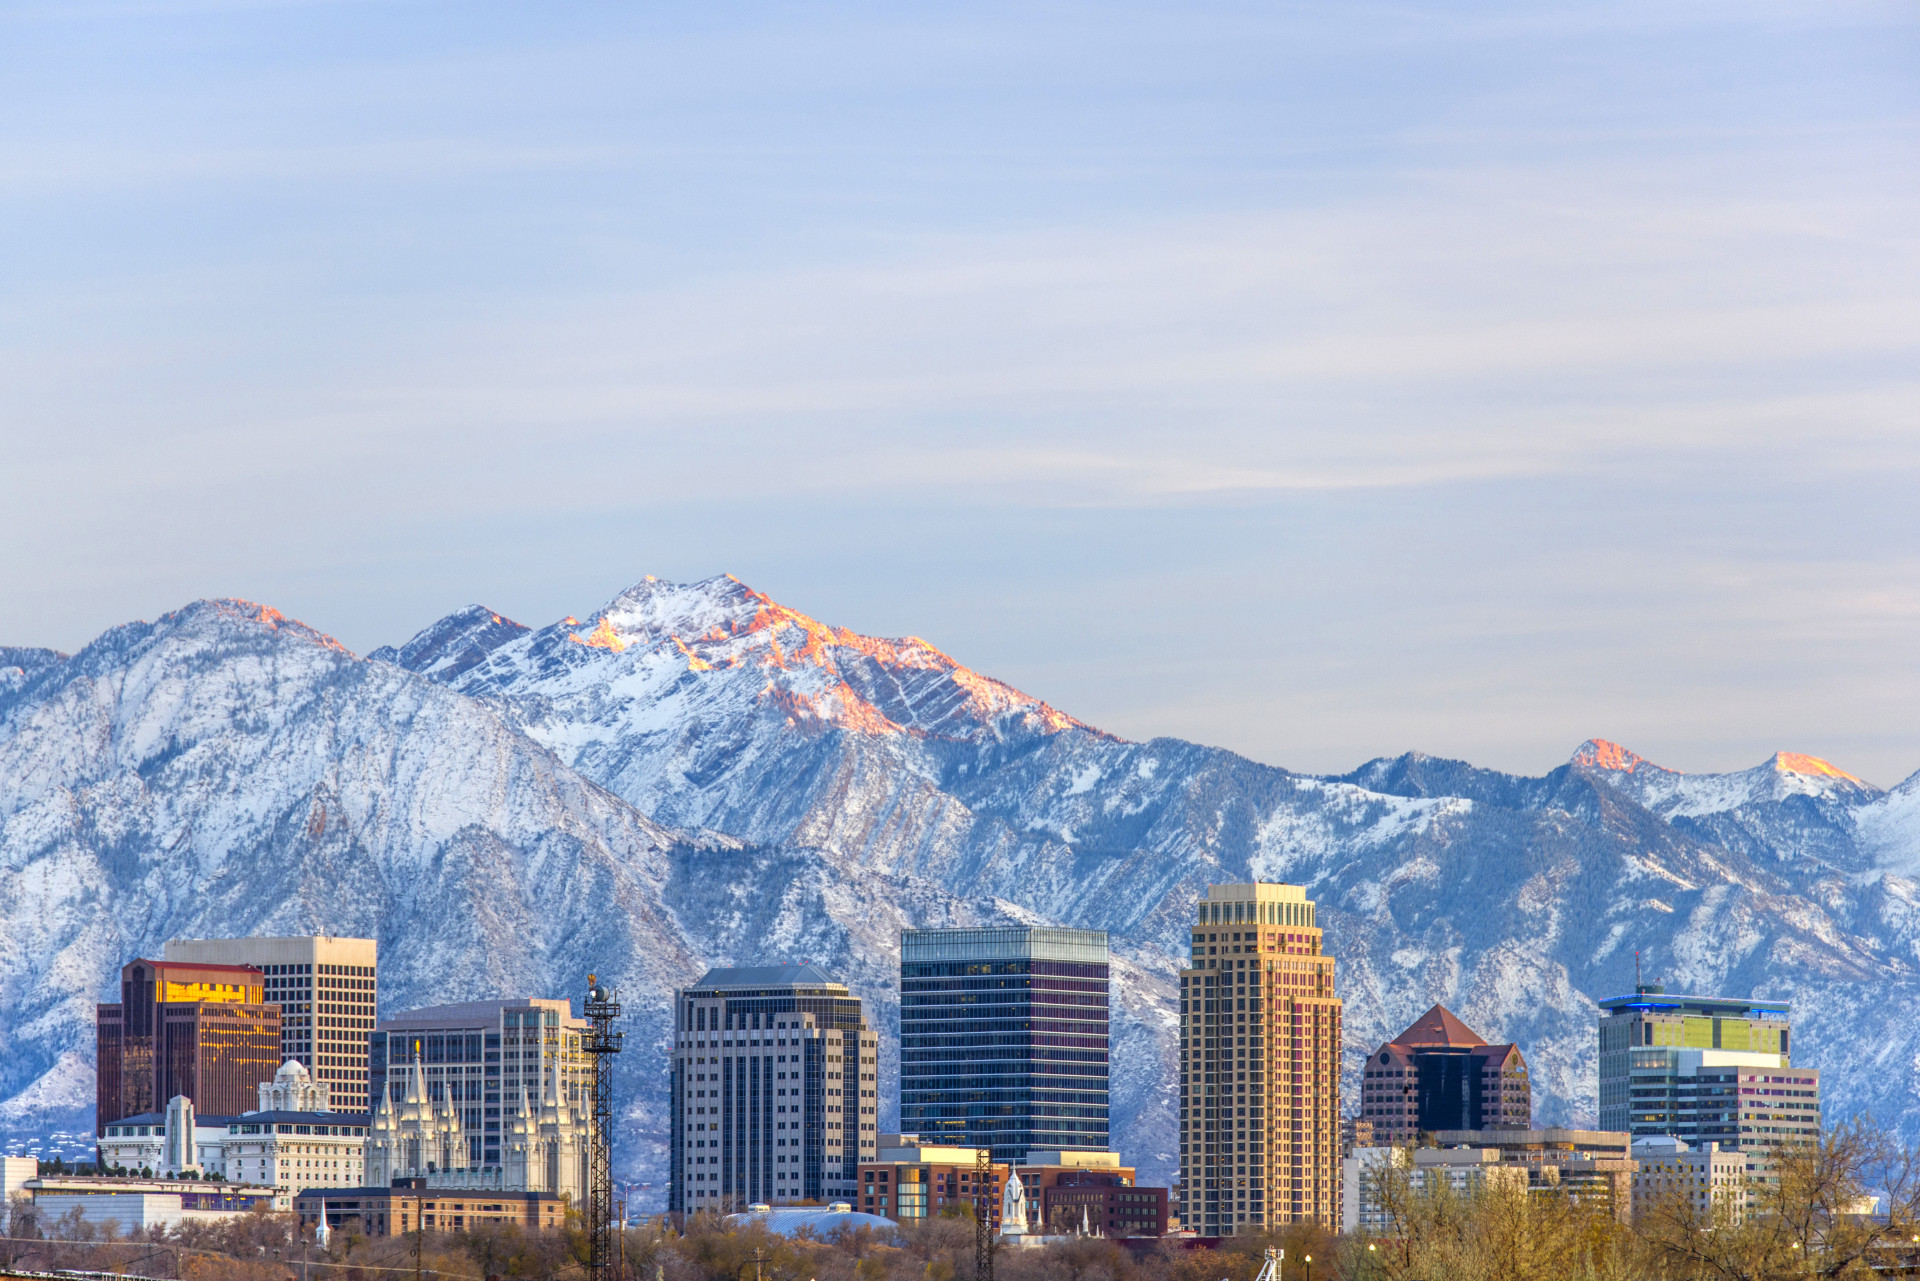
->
[1303,1255,1311,1281]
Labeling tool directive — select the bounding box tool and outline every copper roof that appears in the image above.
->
[1389,1004,1488,1048]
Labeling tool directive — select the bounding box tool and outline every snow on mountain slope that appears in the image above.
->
[4,577,1918,1200]
[380,576,1920,1172]
[0,599,709,1163]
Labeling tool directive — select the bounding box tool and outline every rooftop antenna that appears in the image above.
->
[1635,951,1641,991]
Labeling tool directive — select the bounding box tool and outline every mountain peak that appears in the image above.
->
[1771,751,1865,785]
[542,573,1100,741]
[1571,739,1657,774]
[371,604,527,680]
[178,599,353,656]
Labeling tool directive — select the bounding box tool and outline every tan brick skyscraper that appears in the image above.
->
[1177,883,1342,1234]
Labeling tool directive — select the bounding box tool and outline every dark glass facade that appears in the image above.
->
[97,959,281,1132]
[899,927,1109,1163]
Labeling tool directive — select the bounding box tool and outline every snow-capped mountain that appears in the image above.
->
[3,574,1918,1200]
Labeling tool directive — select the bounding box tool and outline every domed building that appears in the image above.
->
[259,1059,331,1113]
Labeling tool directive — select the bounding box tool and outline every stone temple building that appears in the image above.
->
[364,1059,588,1202]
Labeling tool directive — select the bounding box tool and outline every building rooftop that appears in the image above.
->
[1431,1129,1631,1153]
[1597,989,1789,1018]
[104,1112,241,1128]
[230,1112,372,1126]
[1386,1004,1489,1049]
[900,927,1108,964]
[378,997,580,1026]
[724,1205,898,1237]
[124,959,265,977]
[688,964,849,992]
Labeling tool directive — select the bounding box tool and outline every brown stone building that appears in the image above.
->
[1036,1172,1167,1238]
[97,959,282,1130]
[858,1138,1007,1228]
[1360,1006,1532,1144]
[295,1180,570,1236]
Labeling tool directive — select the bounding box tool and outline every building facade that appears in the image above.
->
[363,1058,589,1201]
[296,1180,569,1237]
[899,926,1110,1163]
[1431,1128,1638,1221]
[1358,1005,1532,1143]
[97,959,282,1130]
[1339,1147,1407,1235]
[1597,986,1817,1173]
[27,1177,278,1232]
[670,964,876,1212]
[1178,882,1344,1234]
[99,1096,369,1196]
[856,1137,1008,1229]
[372,998,591,1171]
[211,1110,371,1192]
[1631,1136,1748,1224]
[1037,1174,1168,1238]
[163,937,379,1115]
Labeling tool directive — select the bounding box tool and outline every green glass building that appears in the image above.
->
[1597,985,1818,1169]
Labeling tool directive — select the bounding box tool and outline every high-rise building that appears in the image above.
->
[1177,882,1343,1234]
[96,958,282,1130]
[669,964,876,1212]
[1358,1004,1532,1143]
[899,926,1110,1163]
[372,998,591,1171]
[162,936,379,1113]
[1597,985,1819,1174]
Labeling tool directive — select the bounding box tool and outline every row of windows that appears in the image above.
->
[902,993,1108,1009]
[901,963,1108,979]
[902,1047,1109,1064]
[902,1034,1109,1050]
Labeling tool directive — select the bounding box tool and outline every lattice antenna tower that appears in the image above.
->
[974,1146,993,1281]
[585,974,625,1281]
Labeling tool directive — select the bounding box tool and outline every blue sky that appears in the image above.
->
[3,0,1918,782]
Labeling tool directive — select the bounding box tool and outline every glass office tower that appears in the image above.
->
[1597,985,1818,1174]
[899,926,1110,1164]
[96,958,282,1130]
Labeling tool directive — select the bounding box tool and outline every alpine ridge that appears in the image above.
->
[3,575,1919,1202]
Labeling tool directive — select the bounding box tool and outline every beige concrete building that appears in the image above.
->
[1178,882,1343,1234]
[163,936,379,1114]
[1433,1128,1639,1221]
[1631,1136,1748,1224]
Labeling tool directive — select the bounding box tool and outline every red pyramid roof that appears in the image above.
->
[1391,1003,1488,1048]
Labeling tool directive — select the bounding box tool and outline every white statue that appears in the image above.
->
[1000,1169,1028,1236]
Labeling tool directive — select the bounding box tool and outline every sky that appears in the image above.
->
[3,0,1918,784]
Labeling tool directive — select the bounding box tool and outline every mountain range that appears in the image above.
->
[3,573,1918,1199]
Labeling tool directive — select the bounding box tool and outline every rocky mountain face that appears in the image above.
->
[2,574,1917,1200]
